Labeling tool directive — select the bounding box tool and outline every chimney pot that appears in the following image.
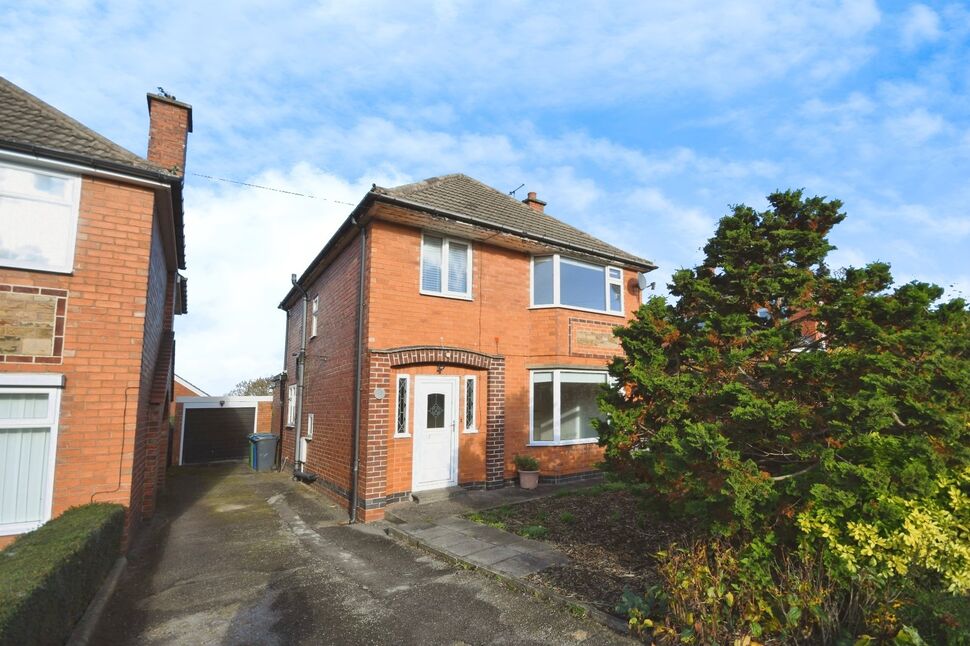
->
[522,191,547,213]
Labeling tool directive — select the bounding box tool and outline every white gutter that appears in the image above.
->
[0,148,172,190]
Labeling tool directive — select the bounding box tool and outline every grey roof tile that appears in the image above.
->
[375,174,654,269]
[0,76,170,175]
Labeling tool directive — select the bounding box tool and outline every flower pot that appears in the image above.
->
[518,470,540,489]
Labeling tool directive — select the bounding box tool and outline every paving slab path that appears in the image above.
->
[90,464,632,645]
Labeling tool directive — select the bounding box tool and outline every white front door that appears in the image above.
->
[412,376,458,492]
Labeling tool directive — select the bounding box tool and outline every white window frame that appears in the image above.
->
[529,369,609,446]
[310,296,319,339]
[394,375,410,437]
[306,412,314,440]
[419,233,473,300]
[529,254,625,316]
[0,161,81,274]
[463,375,477,433]
[0,375,63,536]
[286,384,297,427]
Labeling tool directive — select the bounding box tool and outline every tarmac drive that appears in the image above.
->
[90,464,632,645]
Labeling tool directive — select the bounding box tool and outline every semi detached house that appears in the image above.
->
[0,77,191,547]
[279,174,656,521]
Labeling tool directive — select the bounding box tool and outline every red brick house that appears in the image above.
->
[278,174,656,521]
[0,77,192,547]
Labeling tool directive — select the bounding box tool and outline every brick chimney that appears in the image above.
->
[146,92,193,176]
[522,191,546,213]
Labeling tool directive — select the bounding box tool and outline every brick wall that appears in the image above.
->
[0,176,160,548]
[281,232,363,514]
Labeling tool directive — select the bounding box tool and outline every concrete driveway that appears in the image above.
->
[90,464,631,645]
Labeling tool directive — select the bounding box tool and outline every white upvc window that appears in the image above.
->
[394,375,410,437]
[420,233,472,299]
[463,376,477,433]
[529,369,609,445]
[286,384,297,427]
[306,413,314,440]
[0,161,81,274]
[310,296,319,338]
[530,254,625,315]
[0,375,63,535]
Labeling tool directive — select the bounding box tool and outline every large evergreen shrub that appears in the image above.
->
[598,191,969,641]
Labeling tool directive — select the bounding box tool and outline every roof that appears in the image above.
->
[0,76,173,177]
[374,174,655,269]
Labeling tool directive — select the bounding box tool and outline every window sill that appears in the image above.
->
[393,433,411,439]
[529,304,625,318]
[462,429,478,434]
[528,438,599,447]
[419,289,473,302]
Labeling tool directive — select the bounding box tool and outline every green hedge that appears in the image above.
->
[0,503,125,646]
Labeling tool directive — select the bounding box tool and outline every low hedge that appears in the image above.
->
[0,503,125,646]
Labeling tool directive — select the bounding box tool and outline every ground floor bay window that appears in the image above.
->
[530,370,608,445]
[0,374,62,535]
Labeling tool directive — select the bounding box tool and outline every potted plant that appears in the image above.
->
[513,454,540,489]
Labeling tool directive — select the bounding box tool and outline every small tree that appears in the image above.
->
[226,375,276,397]
[598,190,969,594]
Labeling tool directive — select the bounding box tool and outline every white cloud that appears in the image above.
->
[885,108,948,145]
[901,4,942,49]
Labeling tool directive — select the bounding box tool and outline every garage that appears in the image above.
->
[175,396,274,465]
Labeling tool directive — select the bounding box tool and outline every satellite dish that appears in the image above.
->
[637,273,650,290]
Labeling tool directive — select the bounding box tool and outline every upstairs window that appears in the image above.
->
[0,162,81,274]
[531,255,624,315]
[421,234,472,299]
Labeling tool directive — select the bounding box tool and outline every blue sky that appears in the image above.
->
[4,1,968,393]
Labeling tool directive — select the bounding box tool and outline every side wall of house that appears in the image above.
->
[0,176,157,548]
[281,233,363,510]
[130,216,176,530]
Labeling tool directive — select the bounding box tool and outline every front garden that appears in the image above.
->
[468,482,680,614]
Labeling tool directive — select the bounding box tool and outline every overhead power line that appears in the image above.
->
[190,172,357,206]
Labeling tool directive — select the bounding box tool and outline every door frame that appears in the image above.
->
[411,375,459,492]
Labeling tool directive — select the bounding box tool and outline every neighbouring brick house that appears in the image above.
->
[0,77,192,547]
[278,174,656,521]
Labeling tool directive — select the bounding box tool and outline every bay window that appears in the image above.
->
[0,162,81,274]
[530,370,608,445]
[420,234,472,298]
[531,255,624,315]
